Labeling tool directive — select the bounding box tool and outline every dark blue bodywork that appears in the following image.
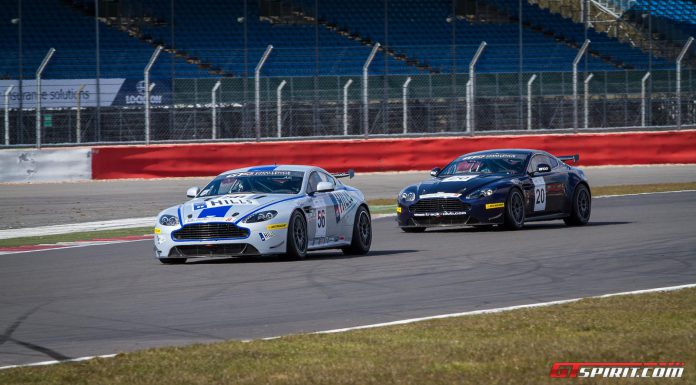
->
[396,149,590,229]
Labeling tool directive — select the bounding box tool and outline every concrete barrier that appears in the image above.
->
[0,148,92,183]
[91,130,696,179]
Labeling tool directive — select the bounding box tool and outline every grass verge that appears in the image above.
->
[2,181,694,248]
[0,227,152,248]
[1,288,693,384]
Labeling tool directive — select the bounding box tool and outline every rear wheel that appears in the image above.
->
[503,189,525,230]
[342,206,372,255]
[400,227,426,233]
[286,210,308,260]
[564,184,591,226]
[159,258,187,265]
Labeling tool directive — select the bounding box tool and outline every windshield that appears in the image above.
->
[439,153,528,176]
[198,171,305,197]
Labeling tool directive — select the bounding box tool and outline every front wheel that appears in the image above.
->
[503,189,525,230]
[342,206,372,255]
[285,210,308,260]
[564,184,591,226]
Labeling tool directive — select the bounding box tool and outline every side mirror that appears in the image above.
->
[186,186,200,198]
[430,167,441,177]
[316,181,335,193]
[534,164,551,174]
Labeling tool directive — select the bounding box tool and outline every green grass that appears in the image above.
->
[1,288,693,385]
[2,182,694,248]
[0,227,153,248]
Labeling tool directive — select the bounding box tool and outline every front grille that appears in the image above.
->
[169,244,259,257]
[410,215,471,227]
[410,198,470,214]
[172,223,249,241]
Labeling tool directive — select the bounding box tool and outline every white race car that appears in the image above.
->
[153,165,372,264]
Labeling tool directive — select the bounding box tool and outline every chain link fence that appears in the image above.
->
[2,46,696,147]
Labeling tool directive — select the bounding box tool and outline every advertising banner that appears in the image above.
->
[0,79,125,109]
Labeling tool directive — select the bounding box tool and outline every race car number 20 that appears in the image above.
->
[532,176,546,212]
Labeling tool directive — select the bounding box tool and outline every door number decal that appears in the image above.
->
[532,176,546,212]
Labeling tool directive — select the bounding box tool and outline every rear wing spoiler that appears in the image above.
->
[332,169,355,179]
[558,154,579,163]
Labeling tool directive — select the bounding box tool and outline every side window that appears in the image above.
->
[319,172,337,186]
[548,156,559,169]
[307,172,323,193]
[528,155,552,173]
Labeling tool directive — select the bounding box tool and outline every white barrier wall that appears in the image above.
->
[0,148,92,183]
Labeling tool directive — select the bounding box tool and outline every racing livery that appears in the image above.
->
[154,165,372,264]
[396,149,591,231]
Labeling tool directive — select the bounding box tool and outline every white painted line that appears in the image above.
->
[2,283,694,371]
[594,189,696,198]
[0,354,117,371]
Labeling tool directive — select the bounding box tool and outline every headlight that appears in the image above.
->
[159,214,179,226]
[466,188,494,199]
[399,191,416,202]
[244,210,278,223]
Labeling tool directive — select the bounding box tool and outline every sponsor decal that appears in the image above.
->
[193,203,206,210]
[485,202,505,209]
[442,175,478,183]
[267,223,288,230]
[419,192,462,199]
[197,206,230,219]
[206,195,258,207]
[414,211,467,217]
[259,232,275,241]
[154,228,161,234]
[224,171,296,178]
[329,191,356,223]
[550,362,685,379]
[396,206,402,214]
[462,153,524,160]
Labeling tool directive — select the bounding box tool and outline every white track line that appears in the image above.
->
[3,283,693,371]
[594,189,696,198]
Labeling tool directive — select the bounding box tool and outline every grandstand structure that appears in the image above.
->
[1,0,695,145]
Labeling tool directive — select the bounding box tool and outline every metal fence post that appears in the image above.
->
[276,80,287,138]
[676,37,694,129]
[573,39,590,131]
[466,79,472,132]
[527,74,537,130]
[363,43,380,137]
[211,80,221,139]
[583,73,594,129]
[144,46,162,144]
[343,79,353,135]
[35,48,56,149]
[467,41,487,134]
[255,45,273,140]
[641,72,651,127]
[4,85,13,146]
[402,77,412,134]
[76,84,86,143]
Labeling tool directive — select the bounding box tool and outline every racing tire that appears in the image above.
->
[400,227,426,233]
[285,210,309,260]
[503,189,525,230]
[342,206,372,255]
[564,184,591,226]
[159,258,187,265]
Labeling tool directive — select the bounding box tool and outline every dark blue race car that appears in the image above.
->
[396,149,591,232]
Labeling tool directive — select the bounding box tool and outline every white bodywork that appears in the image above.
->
[153,165,367,260]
